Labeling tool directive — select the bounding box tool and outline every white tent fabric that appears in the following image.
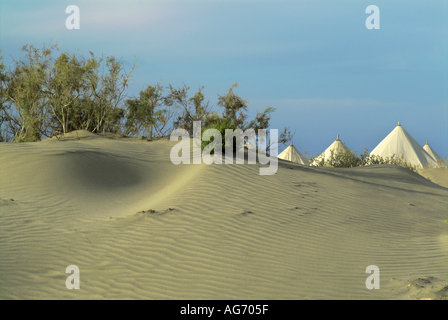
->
[278,141,307,165]
[312,135,350,165]
[423,141,443,163]
[370,122,437,168]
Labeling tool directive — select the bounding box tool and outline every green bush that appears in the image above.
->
[326,149,362,168]
[308,148,419,172]
[201,116,241,155]
[308,149,363,168]
[364,153,419,171]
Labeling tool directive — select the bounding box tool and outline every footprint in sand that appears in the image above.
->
[137,208,175,215]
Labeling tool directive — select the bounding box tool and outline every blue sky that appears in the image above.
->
[1,0,447,156]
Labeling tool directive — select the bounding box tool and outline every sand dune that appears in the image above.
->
[417,168,448,189]
[1,131,447,299]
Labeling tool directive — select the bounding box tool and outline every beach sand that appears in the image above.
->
[1,130,447,299]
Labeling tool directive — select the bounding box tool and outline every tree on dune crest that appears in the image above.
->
[168,84,219,135]
[2,43,56,142]
[0,41,137,141]
[0,41,292,146]
[124,82,176,138]
[0,53,10,142]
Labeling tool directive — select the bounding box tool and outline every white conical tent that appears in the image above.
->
[312,135,350,165]
[423,141,443,163]
[278,141,307,165]
[370,122,437,168]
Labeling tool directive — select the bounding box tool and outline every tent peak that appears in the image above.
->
[336,135,340,140]
[278,141,307,164]
[423,141,443,162]
[371,122,437,168]
[397,122,401,126]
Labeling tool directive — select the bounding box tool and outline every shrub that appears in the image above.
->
[436,156,448,169]
[200,116,241,155]
[363,153,419,172]
[171,82,294,153]
[326,149,362,168]
[308,148,419,172]
[308,149,363,168]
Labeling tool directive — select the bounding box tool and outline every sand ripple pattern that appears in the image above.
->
[1,135,447,299]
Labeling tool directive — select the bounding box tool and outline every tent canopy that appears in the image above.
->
[370,122,437,168]
[423,141,443,163]
[312,135,350,165]
[278,141,307,165]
